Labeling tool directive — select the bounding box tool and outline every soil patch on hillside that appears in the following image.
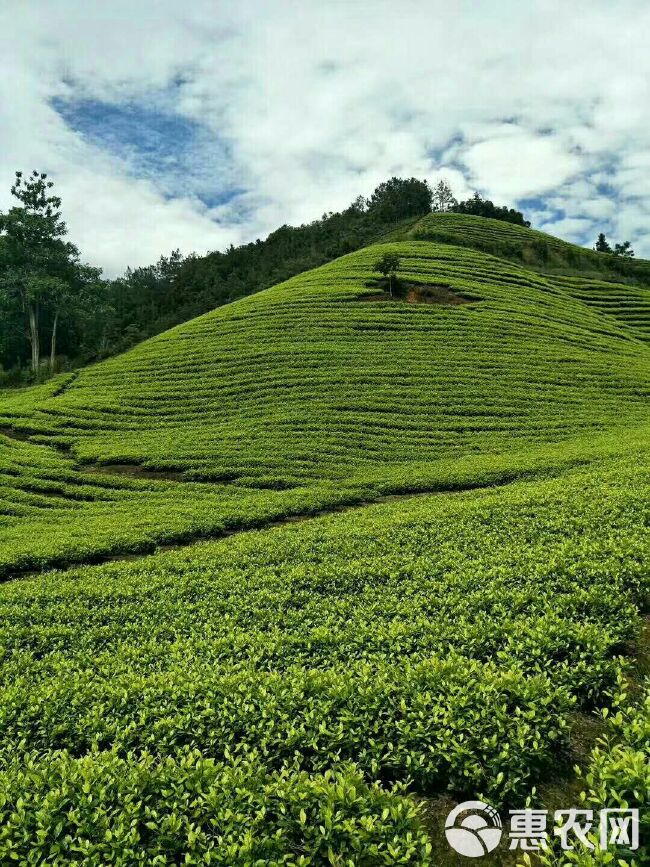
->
[358,281,477,305]
[82,462,186,482]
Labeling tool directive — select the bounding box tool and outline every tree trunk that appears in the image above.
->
[50,309,59,372]
[389,274,393,298]
[27,303,40,377]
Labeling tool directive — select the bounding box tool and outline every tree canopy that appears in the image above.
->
[613,240,634,258]
[595,232,612,253]
[366,177,433,222]
[432,180,457,212]
[374,253,401,297]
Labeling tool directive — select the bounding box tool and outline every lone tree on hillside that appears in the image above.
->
[374,253,401,298]
[613,240,634,258]
[595,233,612,253]
[0,171,101,376]
[366,178,432,222]
[432,179,457,212]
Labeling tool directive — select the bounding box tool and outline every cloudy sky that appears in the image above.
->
[1,0,649,276]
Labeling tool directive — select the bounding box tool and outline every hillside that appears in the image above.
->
[410,212,650,285]
[0,179,433,374]
[0,216,649,863]
[89,208,421,362]
[0,225,648,573]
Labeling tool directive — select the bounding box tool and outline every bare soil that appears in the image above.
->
[358,281,477,305]
[81,462,186,482]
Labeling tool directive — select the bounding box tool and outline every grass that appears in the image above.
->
[0,216,648,863]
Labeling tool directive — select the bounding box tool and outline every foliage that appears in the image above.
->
[0,754,431,865]
[412,213,650,284]
[373,252,401,295]
[366,177,433,223]
[79,184,536,366]
[0,224,648,575]
[0,177,426,373]
[0,215,648,861]
[0,171,101,378]
[534,679,650,866]
[431,179,457,213]
[614,240,635,258]
[0,450,648,860]
[451,191,530,226]
[595,232,612,253]
[595,233,635,259]
[91,177,436,364]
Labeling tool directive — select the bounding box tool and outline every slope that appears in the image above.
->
[0,441,648,864]
[409,212,650,285]
[0,218,649,575]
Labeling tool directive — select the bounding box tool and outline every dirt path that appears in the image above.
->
[4,475,517,583]
[0,424,570,583]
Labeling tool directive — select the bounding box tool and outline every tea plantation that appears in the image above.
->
[0,215,648,864]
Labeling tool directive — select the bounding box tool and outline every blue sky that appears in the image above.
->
[50,98,203,184]
[50,97,245,209]
[1,0,649,275]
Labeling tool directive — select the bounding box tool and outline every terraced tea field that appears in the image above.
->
[0,216,648,864]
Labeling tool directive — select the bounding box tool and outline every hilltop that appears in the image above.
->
[0,215,648,863]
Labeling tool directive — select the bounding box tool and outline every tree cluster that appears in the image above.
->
[594,233,634,258]
[451,191,531,227]
[365,177,433,221]
[0,171,101,380]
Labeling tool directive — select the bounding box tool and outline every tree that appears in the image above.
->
[613,240,634,258]
[346,195,367,215]
[366,178,432,222]
[374,253,401,298]
[432,179,457,212]
[0,171,99,376]
[595,233,612,253]
[47,262,102,370]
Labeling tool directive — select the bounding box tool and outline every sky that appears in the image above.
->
[1,0,649,277]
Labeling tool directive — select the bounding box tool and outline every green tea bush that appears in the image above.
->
[0,454,647,857]
[0,230,648,575]
[0,752,431,865]
[533,679,650,866]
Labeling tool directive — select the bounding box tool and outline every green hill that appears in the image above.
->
[0,215,648,863]
[410,212,650,284]
[0,225,648,572]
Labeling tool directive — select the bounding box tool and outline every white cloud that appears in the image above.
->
[462,128,581,201]
[1,0,650,273]
[538,216,595,242]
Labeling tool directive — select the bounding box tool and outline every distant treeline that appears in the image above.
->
[0,176,529,381]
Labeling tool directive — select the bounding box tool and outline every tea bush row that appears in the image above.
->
[0,454,647,821]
